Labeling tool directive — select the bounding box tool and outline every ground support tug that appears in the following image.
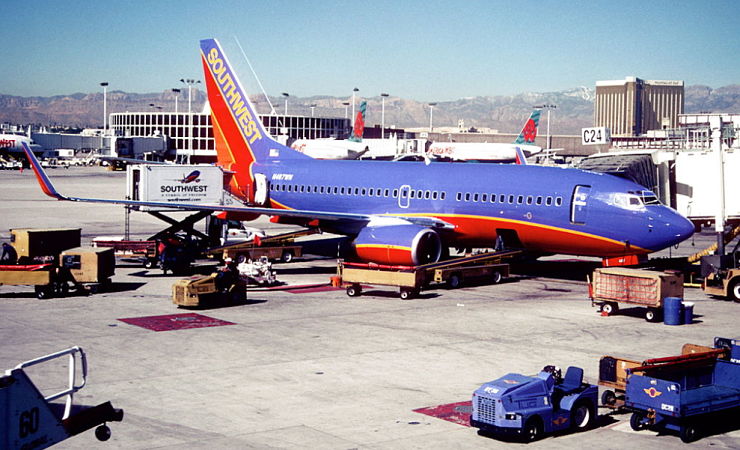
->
[471,365,598,442]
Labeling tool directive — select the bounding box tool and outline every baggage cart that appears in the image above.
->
[589,267,683,322]
[626,337,740,443]
[60,247,115,293]
[92,238,159,268]
[10,227,81,263]
[0,263,65,298]
[338,250,519,300]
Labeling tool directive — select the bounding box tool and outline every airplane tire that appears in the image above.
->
[281,251,294,263]
[630,412,646,431]
[602,302,618,315]
[729,279,740,302]
[571,400,594,431]
[400,288,417,300]
[601,389,617,407]
[447,273,462,289]
[680,423,699,443]
[346,284,361,297]
[491,271,502,284]
[95,425,111,441]
[522,417,543,442]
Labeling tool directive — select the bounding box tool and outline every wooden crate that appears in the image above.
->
[172,275,217,306]
[10,228,81,259]
[60,247,115,283]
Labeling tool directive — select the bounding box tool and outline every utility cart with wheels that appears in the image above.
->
[338,249,519,300]
[598,342,722,410]
[625,337,740,443]
[0,346,124,449]
[0,263,65,299]
[589,267,683,322]
[471,365,598,442]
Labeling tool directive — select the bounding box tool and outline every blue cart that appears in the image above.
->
[625,337,740,443]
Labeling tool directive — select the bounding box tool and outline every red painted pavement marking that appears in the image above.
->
[118,313,235,332]
[413,401,472,427]
[286,286,344,294]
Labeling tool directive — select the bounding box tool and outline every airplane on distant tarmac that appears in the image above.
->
[0,132,41,154]
[290,101,369,160]
[426,110,542,164]
[21,38,695,267]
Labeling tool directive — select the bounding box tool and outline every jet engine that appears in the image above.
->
[352,224,442,266]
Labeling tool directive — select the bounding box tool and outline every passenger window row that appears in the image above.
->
[270,184,447,201]
[455,191,563,207]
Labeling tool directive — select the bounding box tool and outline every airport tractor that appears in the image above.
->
[471,365,598,442]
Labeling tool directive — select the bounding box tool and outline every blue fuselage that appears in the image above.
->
[254,158,694,258]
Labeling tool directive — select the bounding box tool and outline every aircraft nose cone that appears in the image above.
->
[658,209,694,248]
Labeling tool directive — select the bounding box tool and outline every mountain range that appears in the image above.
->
[1,84,738,135]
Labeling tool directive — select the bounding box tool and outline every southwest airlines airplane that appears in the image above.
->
[22,38,694,267]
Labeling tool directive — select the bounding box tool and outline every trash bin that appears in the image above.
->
[682,301,695,325]
[664,297,684,325]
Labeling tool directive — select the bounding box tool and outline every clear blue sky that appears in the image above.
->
[1,0,738,101]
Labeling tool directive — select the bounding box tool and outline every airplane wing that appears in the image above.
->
[22,142,453,231]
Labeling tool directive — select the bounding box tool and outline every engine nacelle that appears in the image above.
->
[352,225,442,266]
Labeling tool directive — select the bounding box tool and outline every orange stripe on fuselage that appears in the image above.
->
[423,213,646,257]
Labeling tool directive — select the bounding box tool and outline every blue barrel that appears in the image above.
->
[682,302,695,325]
[663,297,684,325]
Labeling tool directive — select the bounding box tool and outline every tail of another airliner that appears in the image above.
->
[200,38,308,202]
[348,101,366,142]
[513,109,541,145]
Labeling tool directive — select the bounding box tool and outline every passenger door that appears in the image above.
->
[571,185,591,224]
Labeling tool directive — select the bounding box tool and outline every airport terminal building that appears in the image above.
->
[109,109,349,163]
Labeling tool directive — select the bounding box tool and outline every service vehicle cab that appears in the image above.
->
[471,365,598,442]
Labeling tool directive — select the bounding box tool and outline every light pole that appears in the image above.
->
[428,102,437,132]
[342,102,350,119]
[351,87,359,127]
[282,92,289,115]
[381,93,389,139]
[172,88,181,113]
[534,104,556,149]
[181,78,201,164]
[100,82,108,133]
[310,104,317,117]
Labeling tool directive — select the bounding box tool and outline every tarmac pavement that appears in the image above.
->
[1,166,739,449]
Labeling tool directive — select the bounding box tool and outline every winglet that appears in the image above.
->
[22,142,66,200]
[514,146,528,165]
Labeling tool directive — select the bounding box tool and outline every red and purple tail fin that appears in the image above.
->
[200,38,308,202]
[513,109,541,145]
[348,100,366,143]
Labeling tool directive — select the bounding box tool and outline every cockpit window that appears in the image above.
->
[613,192,645,210]
[641,191,661,205]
